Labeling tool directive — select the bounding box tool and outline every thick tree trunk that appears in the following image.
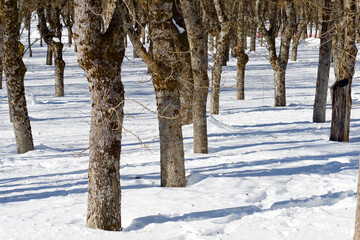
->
[330,0,357,142]
[274,69,286,106]
[313,0,332,123]
[210,0,232,115]
[1,0,34,154]
[180,0,209,153]
[150,0,186,186]
[74,0,126,230]
[0,22,3,90]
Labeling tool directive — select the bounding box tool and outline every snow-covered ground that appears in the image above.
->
[1,28,360,239]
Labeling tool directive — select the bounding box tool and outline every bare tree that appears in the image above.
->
[0,0,34,154]
[74,0,125,230]
[313,0,332,123]
[0,20,3,90]
[180,0,209,153]
[37,1,66,97]
[257,0,296,107]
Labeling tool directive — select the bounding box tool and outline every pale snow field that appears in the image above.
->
[1,25,360,240]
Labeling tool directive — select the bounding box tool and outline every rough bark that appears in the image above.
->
[122,0,186,186]
[150,0,186,187]
[210,0,232,115]
[180,0,209,153]
[330,0,358,142]
[0,21,3,90]
[313,0,332,123]
[234,0,249,100]
[37,6,66,97]
[74,0,125,230]
[1,0,34,154]
[46,45,52,65]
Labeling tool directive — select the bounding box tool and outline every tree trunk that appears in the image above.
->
[150,0,186,187]
[26,14,32,58]
[234,0,249,100]
[330,0,358,142]
[46,45,52,65]
[1,0,34,154]
[52,42,65,97]
[68,26,73,47]
[274,69,286,106]
[0,22,3,90]
[250,25,256,51]
[74,0,126,230]
[38,7,66,97]
[210,0,232,115]
[180,0,209,153]
[313,0,332,123]
[209,32,215,51]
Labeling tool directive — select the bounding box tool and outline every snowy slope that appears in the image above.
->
[0,29,360,239]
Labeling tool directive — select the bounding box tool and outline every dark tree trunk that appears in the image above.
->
[1,0,34,154]
[74,0,126,230]
[68,27,73,47]
[330,0,358,142]
[250,25,256,51]
[313,0,332,123]
[26,13,32,57]
[46,45,52,65]
[180,0,209,153]
[0,22,3,90]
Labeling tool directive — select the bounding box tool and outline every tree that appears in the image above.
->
[180,0,209,153]
[313,0,332,123]
[74,0,125,230]
[330,0,358,142]
[37,1,66,97]
[233,0,249,100]
[0,20,3,90]
[257,0,296,107]
[0,0,34,154]
[210,0,232,115]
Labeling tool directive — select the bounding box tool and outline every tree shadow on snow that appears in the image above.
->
[125,190,354,231]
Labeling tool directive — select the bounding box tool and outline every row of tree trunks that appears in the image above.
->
[37,6,65,97]
[180,0,209,153]
[313,0,332,123]
[74,0,125,231]
[0,0,34,154]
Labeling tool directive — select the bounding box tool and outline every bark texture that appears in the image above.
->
[313,0,332,123]
[180,0,209,153]
[122,0,186,186]
[210,0,232,115]
[233,0,249,100]
[330,0,358,142]
[1,0,34,154]
[0,21,3,90]
[74,0,125,230]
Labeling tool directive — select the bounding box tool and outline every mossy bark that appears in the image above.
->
[74,0,125,230]
[1,0,34,154]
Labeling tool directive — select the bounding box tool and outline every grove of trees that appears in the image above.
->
[1,0,360,236]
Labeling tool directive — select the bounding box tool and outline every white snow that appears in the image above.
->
[1,25,360,239]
